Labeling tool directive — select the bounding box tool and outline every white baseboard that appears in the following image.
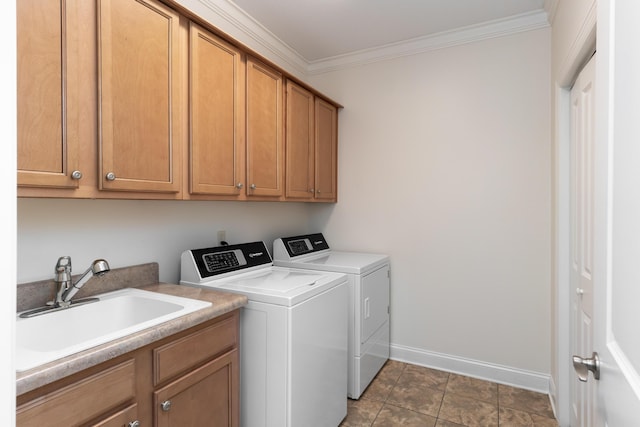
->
[390,343,551,394]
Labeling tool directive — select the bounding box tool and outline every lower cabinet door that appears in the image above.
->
[17,360,136,427]
[90,403,138,427]
[154,349,238,427]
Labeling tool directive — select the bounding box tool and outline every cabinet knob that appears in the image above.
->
[128,421,140,427]
[250,184,256,190]
[160,400,172,411]
[105,172,116,181]
[576,288,585,295]
[236,183,243,189]
[309,188,314,193]
[71,170,83,180]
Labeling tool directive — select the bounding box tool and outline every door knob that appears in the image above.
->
[573,351,600,382]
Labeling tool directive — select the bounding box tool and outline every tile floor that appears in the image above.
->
[340,360,559,427]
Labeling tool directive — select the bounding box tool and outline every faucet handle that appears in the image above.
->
[54,256,72,281]
[55,256,71,270]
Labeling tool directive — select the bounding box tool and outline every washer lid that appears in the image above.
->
[224,269,325,292]
[209,266,347,306]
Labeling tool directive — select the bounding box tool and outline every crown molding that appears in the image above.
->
[308,10,550,75]
[181,0,308,78]
[182,1,550,78]
[544,0,560,25]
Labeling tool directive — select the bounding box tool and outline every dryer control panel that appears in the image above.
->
[274,233,330,259]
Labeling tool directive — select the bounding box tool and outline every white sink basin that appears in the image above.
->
[16,288,211,372]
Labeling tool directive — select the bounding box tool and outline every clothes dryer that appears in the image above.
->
[181,241,348,427]
[273,233,390,399]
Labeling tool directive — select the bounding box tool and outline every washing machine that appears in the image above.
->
[273,233,390,399]
[180,241,348,427]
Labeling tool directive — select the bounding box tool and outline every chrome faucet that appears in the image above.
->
[53,256,111,307]
[19,256,111,318]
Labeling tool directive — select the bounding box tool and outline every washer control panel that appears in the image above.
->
[185,241,272,280]
[202,249,247,273]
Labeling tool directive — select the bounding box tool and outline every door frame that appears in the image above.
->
[553,5,597,426]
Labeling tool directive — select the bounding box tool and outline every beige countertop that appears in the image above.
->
[16,283,247,396]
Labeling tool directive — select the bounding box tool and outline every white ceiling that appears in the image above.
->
[229,0,547,63]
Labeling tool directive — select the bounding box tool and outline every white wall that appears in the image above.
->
[15,0,553,400]
[310,28,552,381]
[17,199,318,284]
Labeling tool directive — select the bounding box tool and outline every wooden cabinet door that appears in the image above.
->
[90,403,138,427]
[17,360,136,427]
[97,0,183,194]
[154,349,239,427]
[17,0,81,189]
[246,57,283,197]
[285,81,315,199]
[314,98,338,201]
[189,23,245,196]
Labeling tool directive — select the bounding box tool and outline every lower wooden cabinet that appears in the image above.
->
[16,310,240,427]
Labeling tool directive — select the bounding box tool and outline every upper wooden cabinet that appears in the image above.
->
[188,22,245,197]
[314,98,338,201]
[17,0,81,189]
[285,82,315,199]
[16,0,339,202]
[97,0,183,194]
[285,81,338,202]
[188,46,285,200]
[246,57,284,198]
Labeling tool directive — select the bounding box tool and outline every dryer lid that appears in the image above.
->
[273,233,389,274]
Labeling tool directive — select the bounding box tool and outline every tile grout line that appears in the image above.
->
[433,371,451,426]
[370,362,407,426]
[497,383,501,426]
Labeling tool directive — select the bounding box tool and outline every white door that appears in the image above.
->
[569,54,596,427]
[575,1,640,425]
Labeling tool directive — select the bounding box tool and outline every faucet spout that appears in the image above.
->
[61,259,111,304]
[52,257,111,306]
